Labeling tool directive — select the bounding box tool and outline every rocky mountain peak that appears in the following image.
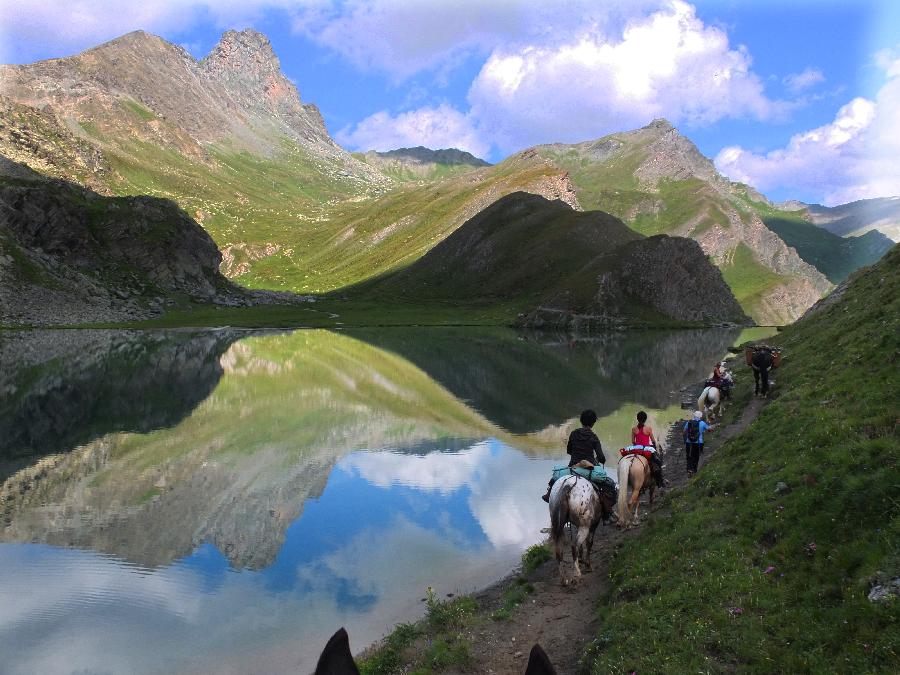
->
[633,119,720,185]
[200,28,299,103]
[643,118,675,134]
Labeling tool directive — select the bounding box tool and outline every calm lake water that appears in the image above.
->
[0,326,773,674]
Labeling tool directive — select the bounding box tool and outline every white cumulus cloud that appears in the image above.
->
[467,0,786,153]
[715,52,900,205]
[336,103,489,157]
[291,0,663,81]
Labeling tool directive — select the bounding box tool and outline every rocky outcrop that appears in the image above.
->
[595,235,747,322]
[0,171,251,325]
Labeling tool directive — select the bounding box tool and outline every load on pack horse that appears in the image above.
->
[745,345,782,397]
[548,461,617,585]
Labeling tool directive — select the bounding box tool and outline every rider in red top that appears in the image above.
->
[631,411,665,488]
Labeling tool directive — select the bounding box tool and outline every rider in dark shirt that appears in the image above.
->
[567,421,605,466]
[542,409,604,502]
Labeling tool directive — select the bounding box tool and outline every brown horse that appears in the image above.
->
[616,454,655,527]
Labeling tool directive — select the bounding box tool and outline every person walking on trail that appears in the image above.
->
[632,410,665,488]
[683,410,712,476]
[542,409,605,502]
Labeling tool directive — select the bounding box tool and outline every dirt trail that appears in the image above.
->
[461,379,769,674]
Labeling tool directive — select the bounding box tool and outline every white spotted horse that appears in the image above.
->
[548,465,615,585]
[314,627,557,674]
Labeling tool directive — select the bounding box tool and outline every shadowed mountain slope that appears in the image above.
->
[0,166,267,326]
[351,192,748,328]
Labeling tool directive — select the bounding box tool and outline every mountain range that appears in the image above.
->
[1,28,896,327]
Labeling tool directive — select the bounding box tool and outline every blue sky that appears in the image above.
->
[2,1,899,204]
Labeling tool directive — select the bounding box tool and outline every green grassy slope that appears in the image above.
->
[587,245,899,673]
[71,114,564,294]
[760,208,893,283]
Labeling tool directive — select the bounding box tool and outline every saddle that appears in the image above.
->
[619,445,655,460]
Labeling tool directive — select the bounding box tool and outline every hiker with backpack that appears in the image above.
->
[683,410,713,476]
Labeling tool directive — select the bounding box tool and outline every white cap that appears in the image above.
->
[693,410,703,420]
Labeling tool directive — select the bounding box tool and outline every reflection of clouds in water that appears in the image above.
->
[340,441,493,494]
[0,446,559,674]
[343,441,557,550]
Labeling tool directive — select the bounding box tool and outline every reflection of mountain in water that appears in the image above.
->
[347,328,740,433]
[1,327,739,571]
[0,330,496,569]
[0,329,240,479]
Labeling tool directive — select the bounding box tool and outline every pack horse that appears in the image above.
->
[746,346,781,397]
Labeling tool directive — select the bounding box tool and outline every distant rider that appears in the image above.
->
[709,361,732,398]
[632,410,665,488]
[542,409,605,502]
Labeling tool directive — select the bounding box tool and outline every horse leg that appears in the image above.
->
[573,525,591,579]
[628,487,641,525]
[753,368,760,396]
[762,368,770,397]
[553,529,567,585]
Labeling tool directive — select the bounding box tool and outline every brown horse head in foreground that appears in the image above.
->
[314,627,557,674]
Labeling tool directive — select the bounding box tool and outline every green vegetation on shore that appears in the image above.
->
[587,246,899,673]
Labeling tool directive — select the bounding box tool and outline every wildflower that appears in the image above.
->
[764,565,776,574]
[729,607,744,616]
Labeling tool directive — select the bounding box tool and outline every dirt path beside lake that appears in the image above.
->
[459,370,769,675]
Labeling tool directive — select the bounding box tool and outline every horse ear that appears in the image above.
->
[314,627,361,675]
[524,643,557,675]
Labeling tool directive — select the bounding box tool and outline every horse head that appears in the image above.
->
[315,627,557,674]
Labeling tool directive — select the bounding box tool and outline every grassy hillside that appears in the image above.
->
[760,207,892,283]
[587,245,899,673]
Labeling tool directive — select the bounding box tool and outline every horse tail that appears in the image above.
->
[550,478,573,544]
[617,457,631,523]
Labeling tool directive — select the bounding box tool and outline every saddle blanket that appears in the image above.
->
[619,444,656,459]
[552,464,612,485]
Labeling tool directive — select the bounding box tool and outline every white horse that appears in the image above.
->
[698,385,723,422]
[699,370,732,421]
[548,474,605,585]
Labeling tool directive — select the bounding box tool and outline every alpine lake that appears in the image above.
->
[0,325,776,674]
